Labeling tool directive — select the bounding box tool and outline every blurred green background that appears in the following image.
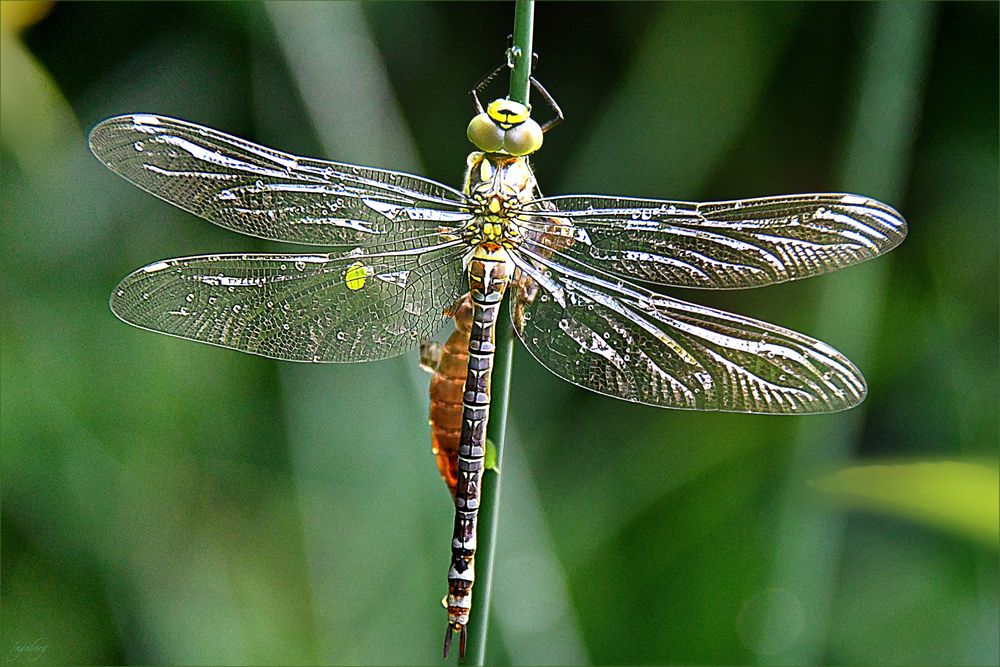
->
[2,2,997,665]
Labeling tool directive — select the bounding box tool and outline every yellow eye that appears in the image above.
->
[467,113,503,152]
[502,118,543,156]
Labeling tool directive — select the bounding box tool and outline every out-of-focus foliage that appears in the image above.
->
[1,2,996,666]
[0,1,53,34]
[812,463,1000,547]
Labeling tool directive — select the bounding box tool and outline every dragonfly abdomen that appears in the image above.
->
[445,248,511,658]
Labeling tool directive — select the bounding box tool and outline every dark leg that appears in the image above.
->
[469,61,508,114]
[531,76,564,133]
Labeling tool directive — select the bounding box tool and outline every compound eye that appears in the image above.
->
[502,118,543,156]
[467,113,504,152]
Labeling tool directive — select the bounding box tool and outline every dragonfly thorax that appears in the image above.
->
[463,152,537,249]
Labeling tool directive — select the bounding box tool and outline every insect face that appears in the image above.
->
[467,98,543,156]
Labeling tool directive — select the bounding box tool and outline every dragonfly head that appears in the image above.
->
[467,98,543,156]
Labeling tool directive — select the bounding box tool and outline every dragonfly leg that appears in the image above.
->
[531,75,564,133]
[469,61,509,115]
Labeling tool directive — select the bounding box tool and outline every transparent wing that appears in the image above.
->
[90,114,472,249]
[111,242,469,362]
[509,246,866,414]
[520,193,906,288]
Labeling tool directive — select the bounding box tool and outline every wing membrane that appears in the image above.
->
[90,114,472,249]
[521,193,906,288]
[510,246,866,414]
[111,243,468,362]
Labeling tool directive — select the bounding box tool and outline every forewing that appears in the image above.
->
[90,114,471,248]
[523,193,906,288]
[510,247,866,414]
[111,243,468,362]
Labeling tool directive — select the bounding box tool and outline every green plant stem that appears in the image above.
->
[461,2,533,664]
[508,0,534,105]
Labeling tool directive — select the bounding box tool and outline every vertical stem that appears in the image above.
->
[508,0,534,105]
[462,2,533,664]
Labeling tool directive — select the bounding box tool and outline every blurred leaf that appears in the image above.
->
[264,1,420,170]
[759,4,936,665]
[0,19,79,175]
[0,1,52,34]
[562,2,800,197]
[811,462,1000,547]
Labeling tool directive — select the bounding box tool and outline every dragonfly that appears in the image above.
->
[90,61,906,660]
